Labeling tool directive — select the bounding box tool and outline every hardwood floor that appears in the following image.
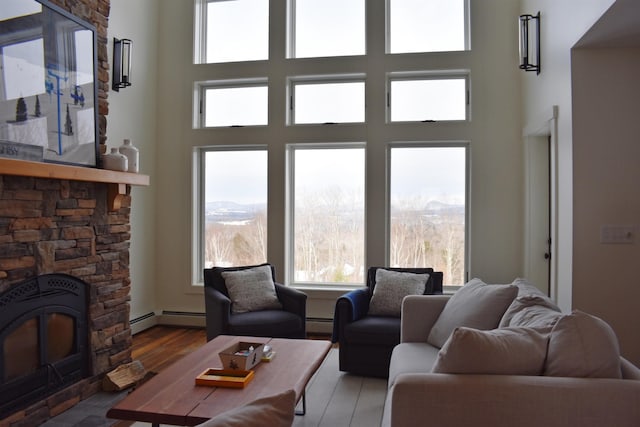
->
[130,326,208,374]
[124,326,386,427]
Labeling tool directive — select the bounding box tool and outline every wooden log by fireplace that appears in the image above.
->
[0,274,89,419]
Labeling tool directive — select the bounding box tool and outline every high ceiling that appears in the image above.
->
[576,0,640,48]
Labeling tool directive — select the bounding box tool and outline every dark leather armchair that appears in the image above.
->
[204,264,307,341]
[332,267,443,378]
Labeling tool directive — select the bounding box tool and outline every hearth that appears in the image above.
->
[0,274,89,419]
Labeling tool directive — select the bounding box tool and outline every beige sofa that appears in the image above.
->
[382,279,640,427]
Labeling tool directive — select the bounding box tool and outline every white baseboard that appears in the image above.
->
[130,312,158,334]
[306,318,333,334]
[156,311,207,328]
[133,311,333,335]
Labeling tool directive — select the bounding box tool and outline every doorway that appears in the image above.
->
[523,106,558,299]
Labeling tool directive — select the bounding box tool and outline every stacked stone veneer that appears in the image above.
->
[0,0,128,425]
[0,177,133,426]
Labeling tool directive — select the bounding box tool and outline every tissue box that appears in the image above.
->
[218,341,264,371]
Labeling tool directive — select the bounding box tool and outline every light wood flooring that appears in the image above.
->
[124,326,387,427]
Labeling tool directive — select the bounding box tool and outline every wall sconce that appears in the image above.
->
[112,38,132,91]
[519,12,540,75]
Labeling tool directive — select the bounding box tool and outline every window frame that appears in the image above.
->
[387,71,471,123]
[192,145,269,285]
[196,78,269,128]
[190,0,476,293]
[386,141,470,290]
[285,142,367,288]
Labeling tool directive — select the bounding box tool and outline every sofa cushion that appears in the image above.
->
[431,326,549,375]
[222,265,283,313]
[228,310,303,337]
[344,316,401,346]
[499,278,562,328]
[504,298,564,329]
[388,342,440,388]
[368,269,430,317]
[511,277,548,297]
[197,388,295,427]
[544,310,622,378]
[427,278,518,348]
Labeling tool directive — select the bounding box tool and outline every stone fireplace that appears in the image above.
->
[0,175,135,425]
[0,0,144,423]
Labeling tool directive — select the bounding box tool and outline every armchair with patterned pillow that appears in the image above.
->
[332,267,443,378]
[204,263,307,341]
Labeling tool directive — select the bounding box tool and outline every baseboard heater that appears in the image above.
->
[130,312,156,325]
[306,317,333,324]
[139,311,334,332]
[306,317,333,334]
[157,311,207,328]
[161,311,207,317]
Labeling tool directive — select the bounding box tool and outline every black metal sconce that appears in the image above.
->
[112,38,132,91]
[519,12,540,75]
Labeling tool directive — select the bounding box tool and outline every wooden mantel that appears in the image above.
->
[0,158,150,211]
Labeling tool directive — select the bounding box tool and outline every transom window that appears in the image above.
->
[200,81,268,127]
[202,0,269,63]
[388,0,469,53]
[288,0,366,58]
[289,77,366,125]
[389,74,469,122]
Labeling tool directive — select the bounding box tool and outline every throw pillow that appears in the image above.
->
[197,389,296,427]
[501,296,563,329]
[368,269,430,317]
[222,265,283,314]
[544,310,622,378]
[499,278,561,327]
[427,278,518,348]
[432,326,549,375]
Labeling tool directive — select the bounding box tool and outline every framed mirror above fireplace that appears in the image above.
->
[0,0,99,167]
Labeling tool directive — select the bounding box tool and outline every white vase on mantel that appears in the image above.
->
[102,148,128,172]
[118,139,139,173]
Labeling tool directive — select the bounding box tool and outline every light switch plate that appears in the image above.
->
[600,225,636,244]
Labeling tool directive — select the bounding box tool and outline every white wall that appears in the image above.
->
[107,0,159,330]
[520,0,615,310]
[522,0,640,365]
[572,47,640,365]
[149,0,524,325]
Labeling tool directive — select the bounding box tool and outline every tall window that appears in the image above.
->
[193,0,471,287]
[199,148,268,272]
[389,145,468,286]
[288,145,365,284]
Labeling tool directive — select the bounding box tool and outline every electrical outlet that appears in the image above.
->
[600,225,636,244]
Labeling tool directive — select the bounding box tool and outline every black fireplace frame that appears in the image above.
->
[0,274,89,418]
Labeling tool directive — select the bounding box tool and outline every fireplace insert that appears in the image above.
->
[0,274,89,418]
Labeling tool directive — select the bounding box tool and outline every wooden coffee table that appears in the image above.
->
[106,335,331,426]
